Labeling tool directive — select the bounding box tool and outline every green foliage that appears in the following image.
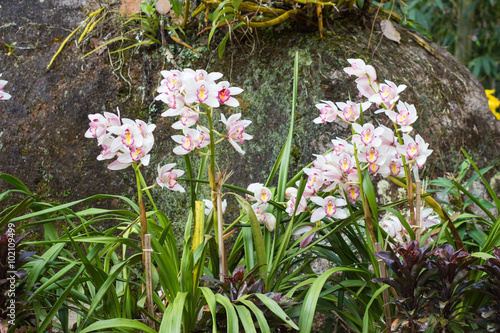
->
[400,0,500,91]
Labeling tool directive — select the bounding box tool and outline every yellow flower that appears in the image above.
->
[486,89,500,120]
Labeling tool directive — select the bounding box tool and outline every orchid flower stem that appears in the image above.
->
[414,167,422,243]
[133,162,148,300]
[212,130,225,137]
[214,138,225,145]
[352,126,376,250]
[142,184,157,191]
[393,121,416,227]
[359,104,365,126]
[204,103,228,279]
[184,154,196,219]
[205,105,216,174]
[196,150,212,156]
[222,214,245,234]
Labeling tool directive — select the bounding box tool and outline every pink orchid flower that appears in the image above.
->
[385,101,418,132]
[397,134,433,168]
[246,183,273,204]
[172,108,199,130]
[252,203,276,232]
[0,75,11,100]
[292,225,315,248]
[352,123,382,148]
[216,81,243,107]
[313,100,339,123]
[203,199,227,215]
[310,196,347,222]
[221,113,253,155]
[156,163,185,192]
[172,128,201,155]
[285,187,308,216]
[336,101,371,122]
[158,70,184,93]
[369,80,407,110]
[344,59,377,80]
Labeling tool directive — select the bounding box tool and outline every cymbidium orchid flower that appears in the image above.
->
[172,128,201,155]
[388,158,404,177]
[343,59,377,80]
[380,215,407,243]
[221,113,253,155]
[196,126,211,149]
[108,138,154,170]
[292,224,316,248]
[216,81,243,107]
[85,113,108,142]
[397,134,433,168]
[369,80,407,110]
[420,208,440,230]
[203,199,227,215]
[313,100,339,123]
[109,122,144,152]
[0,75,11,100]
[156,163,185,192]
[336,101,371,122]
[337,153,356,175]
[158,69,184,93]
[285,187,307,216]
[252,203,276,231]
[331,138,354,155]
[356,75,379,99]
[172,108,199,129]
[352,123,382,149]
[345,184,361,202]
[300,168,324,198]
[184,81,220,107]
[385,101,418,132]
[157,91,186,112]
[184,69,223,83]
[246,183,273,204]
[374,125,396,146]
[310,196,347,222]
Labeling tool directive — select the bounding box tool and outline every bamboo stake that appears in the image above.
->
[216,172,228,280]
[413,167,422,243]
[144,234,155,329]
[375,242,391,331]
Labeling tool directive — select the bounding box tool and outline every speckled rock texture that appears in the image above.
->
[0,0,498,222]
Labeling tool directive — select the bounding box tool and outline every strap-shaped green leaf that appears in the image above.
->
[159,292,188,333]
[235,304,258,333]
[299,267,366,333]
[254,293,299,330]
[215,294,239,333]
[80,318,157,333]
[237,299,271,333]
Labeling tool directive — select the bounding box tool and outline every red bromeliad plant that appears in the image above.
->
[373,241,436,331]
[473,247,500,331]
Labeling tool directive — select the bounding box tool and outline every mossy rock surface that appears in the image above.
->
[0,0,498,234]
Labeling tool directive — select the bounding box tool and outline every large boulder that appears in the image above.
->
[1,0,498,225]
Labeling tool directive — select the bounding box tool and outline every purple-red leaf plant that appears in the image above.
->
[472,247,500,330]
[427,244,477,327]
[373,241,436,331]
[198,265,296,331]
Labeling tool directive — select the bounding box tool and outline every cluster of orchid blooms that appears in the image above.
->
[155,68,251,155]
[85,68,251,195]
[85,60,436,247]
[243,59,434,247]
[0,74,11,100]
